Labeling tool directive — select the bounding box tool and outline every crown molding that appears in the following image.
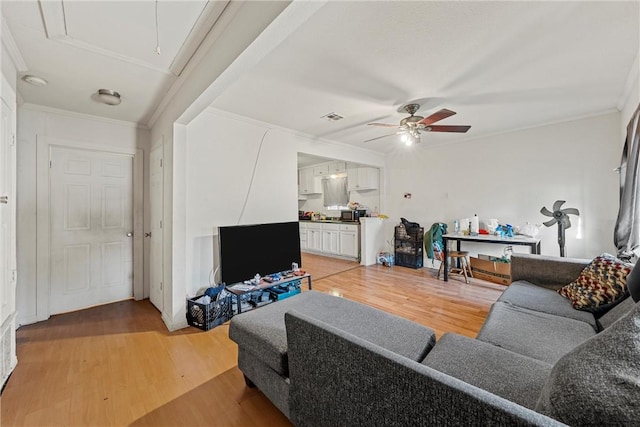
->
[169,1,230,77]
[173,1,326,129]
[147,1,242,128]
[21,103,149,130]
[421,108,621,151]
[1,17,28,72]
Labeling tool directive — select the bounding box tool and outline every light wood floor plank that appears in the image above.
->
[1,253,503,426]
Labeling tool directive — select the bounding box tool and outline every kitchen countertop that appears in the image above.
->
[299,219,361,225]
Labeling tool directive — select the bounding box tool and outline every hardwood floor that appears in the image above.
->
[1,253,504,426]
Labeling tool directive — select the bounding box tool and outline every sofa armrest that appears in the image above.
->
[510,254,590,290]
[285,310,562,427]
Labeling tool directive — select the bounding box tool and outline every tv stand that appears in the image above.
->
[225,273,312,314]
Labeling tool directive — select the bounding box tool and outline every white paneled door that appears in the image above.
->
[49,147,133,314]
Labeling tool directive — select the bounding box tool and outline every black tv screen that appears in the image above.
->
[218,221,302,285]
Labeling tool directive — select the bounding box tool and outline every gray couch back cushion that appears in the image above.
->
[535,301,640,425]
[597,296,635,329]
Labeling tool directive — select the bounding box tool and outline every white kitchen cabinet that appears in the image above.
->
[306,223,323,251]
[299,222,308,250]
[339,224,359,258]
[313,164,330,176]
[321,224,340,254]
[299,168,322,194]
[329,161,346,173]
[300,222,359,260]
[347,167,379,191]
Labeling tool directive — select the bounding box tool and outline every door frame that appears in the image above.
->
[149,141,164,312]
[36,137,143,321]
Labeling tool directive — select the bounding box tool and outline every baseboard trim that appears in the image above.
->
[161,312,189,332]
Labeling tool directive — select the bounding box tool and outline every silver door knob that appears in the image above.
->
[0,196,7,204]
[126,232,133,237]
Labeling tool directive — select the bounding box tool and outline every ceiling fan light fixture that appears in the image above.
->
[97,89,122,106]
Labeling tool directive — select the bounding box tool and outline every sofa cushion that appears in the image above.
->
[422,333,552,410]
[557,253,631,313]
[498,281,597,330]
[597,295,635,329]
[536,301,640,425]
[476,302,596,364]
[229,290,435,376]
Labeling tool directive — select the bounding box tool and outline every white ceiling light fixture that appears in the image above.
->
[23,75,48,86]
[97,89,122,106]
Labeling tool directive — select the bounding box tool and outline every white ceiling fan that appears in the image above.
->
[366,103,471,144]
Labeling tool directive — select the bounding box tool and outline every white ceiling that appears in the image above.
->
[211,1,640,153]
[2,0,228,124]
[2,1,639,151]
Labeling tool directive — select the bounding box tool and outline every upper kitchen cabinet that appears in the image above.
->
[313,164,329,176]
[328,161,346,173]
[299,168,322,195]
[347,166,379,191]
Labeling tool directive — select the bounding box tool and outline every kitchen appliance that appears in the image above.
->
[341,209,367,222]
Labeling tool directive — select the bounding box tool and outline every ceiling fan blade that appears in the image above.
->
[364,133,399,142]
[552,200,566,211]
[543,218,558,227]
[561,208,580,216]
[426,125,471,133]
[367,123,400,128]
[540,207,554,217]
[417,108,456,126]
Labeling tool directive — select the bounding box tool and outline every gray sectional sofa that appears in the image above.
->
[229,253,640,426]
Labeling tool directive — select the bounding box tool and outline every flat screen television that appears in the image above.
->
[218,221,302,285]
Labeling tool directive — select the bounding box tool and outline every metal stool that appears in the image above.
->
[437,250,473,284]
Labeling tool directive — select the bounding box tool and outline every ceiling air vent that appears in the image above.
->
[321,112,344,122]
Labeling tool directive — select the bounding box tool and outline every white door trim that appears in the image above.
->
[36,136,144,321]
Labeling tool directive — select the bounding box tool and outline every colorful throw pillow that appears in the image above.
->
[558,253,631,312]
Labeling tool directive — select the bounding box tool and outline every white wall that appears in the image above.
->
[16,106,150,325]
[185,109,385,296]
[620,53,639,133]
[386,112,622,261]
[149,1,293,330]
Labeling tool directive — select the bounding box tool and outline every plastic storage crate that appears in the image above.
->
[186,292,233,331]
